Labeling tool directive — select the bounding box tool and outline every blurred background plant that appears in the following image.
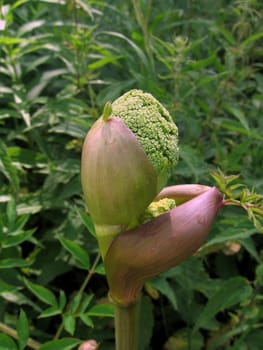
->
[0,0,262,349]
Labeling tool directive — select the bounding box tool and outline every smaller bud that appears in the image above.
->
[78,340,99,350]
[105,187,223,306]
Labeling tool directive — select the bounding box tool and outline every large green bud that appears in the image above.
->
[81,90,179,256]
[81,104,157,227]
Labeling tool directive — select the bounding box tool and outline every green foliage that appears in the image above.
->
[0,0,263,349]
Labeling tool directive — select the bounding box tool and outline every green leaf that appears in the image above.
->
[79,294,93,313]
[6,198,17,230]
[39,306,62,318]
[0,140,20,194]
[50,121,87,138]
[38,338,81,350]
[69,293,82,314]
[0,36,27,44]
[63,313,76,335]
[0,290,42,312]
[2,229,35,248]
[99,31,149,68]
[194,277,253,331]
[0,258,31,269]
[0,279,18,293]
[149,276,178,310]
[24,279,57,307]
[224,105,249,130]
[0,334,18,350]
[203,225,257,248]
[241,31,263,48]
[59,290,67,310]
[17,309,29,350]
[59,237,90,269]
[94,263,105,275]
[7,147,47,168]
[88,55,122,70]
[79,313,94,328]
[77,208,96,237]
[87,303,114,317]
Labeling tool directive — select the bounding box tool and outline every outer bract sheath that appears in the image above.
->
[81,115,157,228]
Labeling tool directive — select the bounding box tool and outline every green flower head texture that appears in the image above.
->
[112,89,179,190]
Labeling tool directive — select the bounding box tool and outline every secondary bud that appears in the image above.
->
[105,187,223,306]
[78,340,99,350]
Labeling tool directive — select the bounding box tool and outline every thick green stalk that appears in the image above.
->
[95,224,141,349]
[115,298,141,350]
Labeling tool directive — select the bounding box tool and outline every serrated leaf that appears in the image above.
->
[17,309,29,350]
[79,294,93,313]
[39,306,62,318]
[194,277,253,331]
[63,313,76,335]
[59,237,90,269]
[24,279,57,307]
[0,334,18,350]
[80,313,94,328]
[69,293,82,314]
[59,290,67,310]
[38,338,81,350]
[224,105,249,130]
[87,303,114,317]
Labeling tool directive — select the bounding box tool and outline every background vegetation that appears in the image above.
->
[0,0,263,349]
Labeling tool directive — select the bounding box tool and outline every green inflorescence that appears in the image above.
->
[112,89,179,189]
[142,198,176,223]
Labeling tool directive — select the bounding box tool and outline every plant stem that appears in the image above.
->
[0,322,41,349]
[114,298,141,350]
[54,253,101,340]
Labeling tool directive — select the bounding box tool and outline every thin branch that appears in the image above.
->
[0,321,41,350]
[54,253,101,340]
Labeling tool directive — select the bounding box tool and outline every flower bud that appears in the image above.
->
[78,340,99,350]
[81,112,157,228]
[105,187,223,306]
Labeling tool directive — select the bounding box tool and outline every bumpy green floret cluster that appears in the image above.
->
[112,89,179,189]
[143,198,176,222]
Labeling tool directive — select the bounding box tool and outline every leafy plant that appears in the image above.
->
[0,0,263,349]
